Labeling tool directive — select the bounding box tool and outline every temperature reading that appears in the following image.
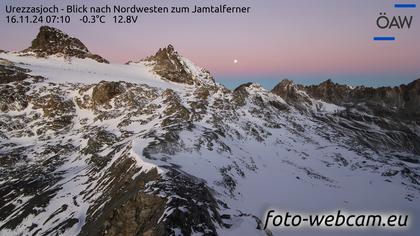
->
[80,15,105,24]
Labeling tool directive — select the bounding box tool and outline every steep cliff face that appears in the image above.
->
[1,26,420,236]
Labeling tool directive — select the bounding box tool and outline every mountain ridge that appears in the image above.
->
[270,78,420,121]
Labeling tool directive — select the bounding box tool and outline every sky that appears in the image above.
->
[1,0,419,89]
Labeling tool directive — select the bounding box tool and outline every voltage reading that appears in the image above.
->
[113,15,139,23]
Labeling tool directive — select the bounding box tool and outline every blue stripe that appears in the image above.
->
[373,37,396,41]
[394,4,416,8]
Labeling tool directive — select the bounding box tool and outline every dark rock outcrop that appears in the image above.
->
[161,89,190,126]
[0,60,31,84]
[304,79,353,104]
[32,94,75,118]
[79,159,167,236]
[0,84,30,112]
[233,82,253,94]
[232,82,253,106]
[22,26,109,63]
[92,81,124,106]
[99,191,166,236]
[143,45,196,85]
[149,170,227,236]
[271,79,312,105]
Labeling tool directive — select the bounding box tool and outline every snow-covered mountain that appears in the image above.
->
[0,26,419,236]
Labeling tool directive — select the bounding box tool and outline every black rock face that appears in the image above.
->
[22,26,109,63]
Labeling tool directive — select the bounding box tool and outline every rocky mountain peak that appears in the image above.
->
[145,44,176,60]
[273,79,295,89]
[304,79,352,104]
[319,78,334,86]
[32,26,88,53]
[150,44,177,60]
[22,26,109,63]
[271,79,311,105]
[165,44,175,53]
[143,44,214,85]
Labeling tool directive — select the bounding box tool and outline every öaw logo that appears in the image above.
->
[374,3,416,41]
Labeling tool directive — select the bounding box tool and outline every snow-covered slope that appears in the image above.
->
[1,27,419,236]
[0,53,185,91]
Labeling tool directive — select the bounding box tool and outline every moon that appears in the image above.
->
[233,59,238,64]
